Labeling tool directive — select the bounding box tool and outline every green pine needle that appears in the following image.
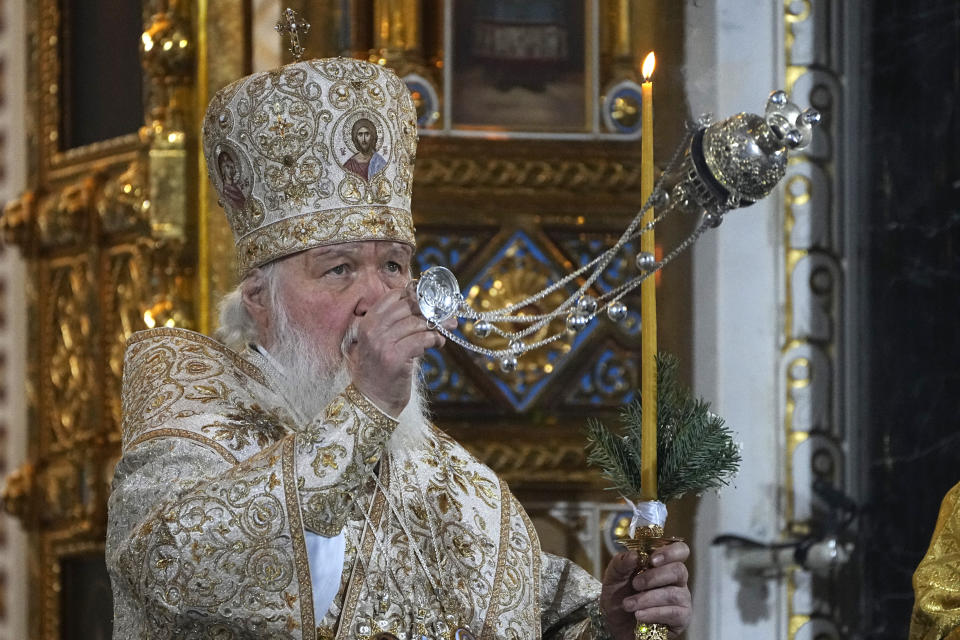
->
[584,353,741,503]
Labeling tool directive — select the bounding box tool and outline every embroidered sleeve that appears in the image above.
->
[107,383,396,639]
[540,552,603,639]
[541,601,617,640]
[107,436,313,638]
[293,384,398,536]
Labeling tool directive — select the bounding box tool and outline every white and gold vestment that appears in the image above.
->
[106,328,602,639]
[910,481,960,640]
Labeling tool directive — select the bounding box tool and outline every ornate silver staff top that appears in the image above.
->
[416,91,820,372]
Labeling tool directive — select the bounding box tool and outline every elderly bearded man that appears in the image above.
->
[106,58,691,639]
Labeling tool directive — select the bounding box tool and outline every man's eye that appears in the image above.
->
[327,264,348,276]
[385,261,402,273]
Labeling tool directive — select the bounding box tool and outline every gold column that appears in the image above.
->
[607,0,633,60]
[602,0,630,82]
[369,0,442,129]
[372,0,423,70]
[142,0,193,257]
[600,0,657,83]
[199,0,250,330]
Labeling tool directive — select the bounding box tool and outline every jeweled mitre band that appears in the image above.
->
[202,57,418,276]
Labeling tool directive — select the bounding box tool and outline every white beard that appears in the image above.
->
[389,367,433,455]
[267,304,432,455]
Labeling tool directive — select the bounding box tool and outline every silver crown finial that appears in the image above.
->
[275,8,310,61]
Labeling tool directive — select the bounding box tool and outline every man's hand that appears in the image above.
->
[344,286,450,417]
[600,542,691,639]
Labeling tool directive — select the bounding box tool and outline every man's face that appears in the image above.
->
[354,125,373,153]
[270,240,413,363]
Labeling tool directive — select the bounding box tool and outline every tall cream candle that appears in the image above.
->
[640,52,658,502]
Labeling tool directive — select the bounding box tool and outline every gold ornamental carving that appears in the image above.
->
[463,441,595,485]
[1,463,35,522]
[416,156,643,194]
[141,1,195,126]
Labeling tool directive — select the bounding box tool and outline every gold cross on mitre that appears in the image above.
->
[275,7,310,61]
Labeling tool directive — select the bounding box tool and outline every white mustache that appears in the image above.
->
[340,322,359,358]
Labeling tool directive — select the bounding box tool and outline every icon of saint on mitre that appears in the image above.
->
[339,112,389,182]
[216,147,250,211]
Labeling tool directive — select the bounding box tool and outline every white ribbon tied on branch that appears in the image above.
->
[624,498,668,537]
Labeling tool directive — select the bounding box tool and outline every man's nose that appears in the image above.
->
[353,268,391,316]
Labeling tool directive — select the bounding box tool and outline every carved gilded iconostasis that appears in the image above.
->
[1,1,691,636]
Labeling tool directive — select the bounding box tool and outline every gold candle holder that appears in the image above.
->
[618,524,683,640]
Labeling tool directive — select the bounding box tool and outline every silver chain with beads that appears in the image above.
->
[423,124,727,370]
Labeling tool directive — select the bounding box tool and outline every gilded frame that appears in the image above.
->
[33,0,145,182]
[448,0,594,133]
[40,539,112,640]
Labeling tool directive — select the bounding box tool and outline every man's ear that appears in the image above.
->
[242,269,272,344]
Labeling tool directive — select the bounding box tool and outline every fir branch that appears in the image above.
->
[583,352,741,503]
[585,417,642,497]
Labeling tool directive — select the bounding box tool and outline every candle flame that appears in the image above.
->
[642,52,656,82]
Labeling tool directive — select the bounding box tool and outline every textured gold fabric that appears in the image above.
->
[107,328,602,639]
[201,58,418,276]
[911,481,960,640]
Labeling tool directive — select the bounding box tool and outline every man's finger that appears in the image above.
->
[441,315,459,332]
[603,551,639,585]
[649,541,689,567]
[632,562,689,591]
[390,319,447,349]
[402,280,422,315]
[633,605,690,631]
[374,314,430,341]
[395,328,446,357]
[355,295,425,340]
[369,290,417,324]
[623,585,690,613]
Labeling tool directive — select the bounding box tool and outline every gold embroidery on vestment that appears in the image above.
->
[283,435,316,638]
